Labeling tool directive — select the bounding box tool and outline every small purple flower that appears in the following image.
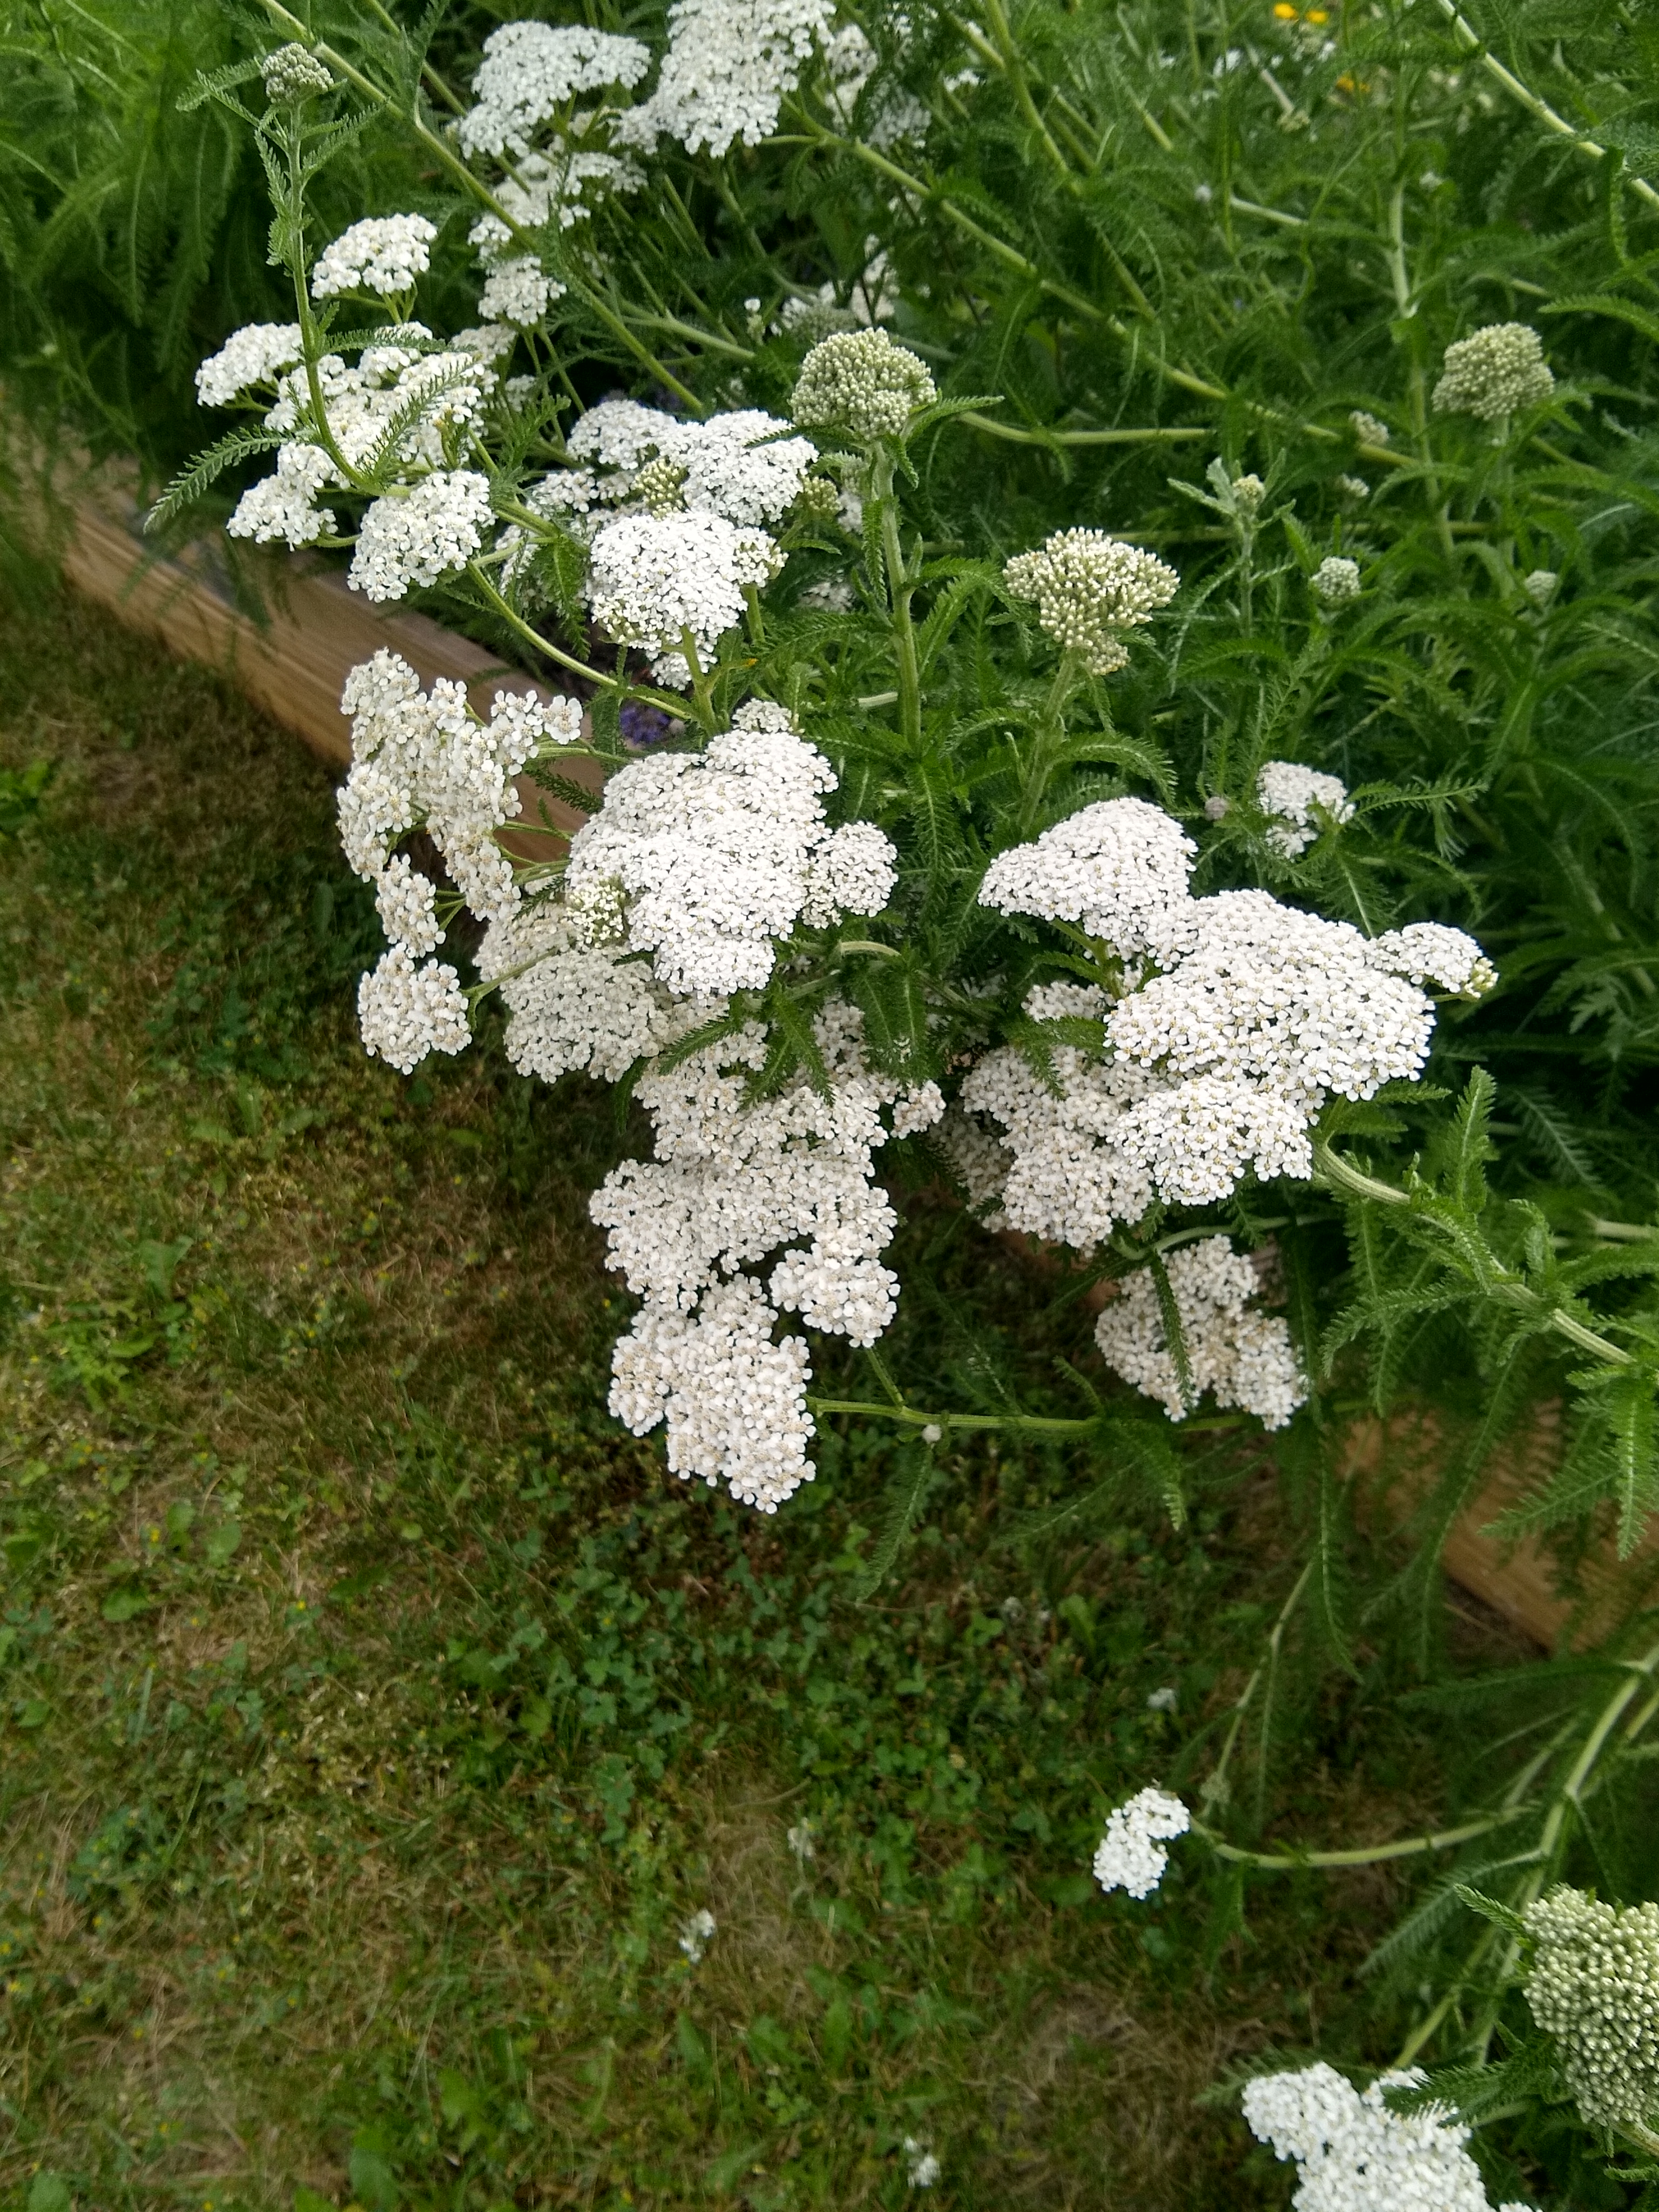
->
[620,698,682,749]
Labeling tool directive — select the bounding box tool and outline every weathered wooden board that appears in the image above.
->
[59,485,598,848]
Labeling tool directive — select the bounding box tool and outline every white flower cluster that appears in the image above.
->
[1258,760,1354,858]
[349,469,494,601]
[617,0,835,156]
[969,800,1491,1239]
[1523,568,1557,608]
[791,328,937,442]
[1312,555,1361,606]
[1093,1236,1306,1428]
[563,704,896,995]
[1366,922,1497,997]
[311,213,437,300]
[1091,1787,1190,1899]
[1522,1885,1659,2132]
[554,399,818,537]
[1110,889,1438,1109]
[358,943,471,1075]
[584,509,781,682]
[598,1004,943,1511]
[456,22,651,158]
[225,328,502,552]
[226,440,341,550]
[1433,322,1554,421]
[194,321,302,408]
[477,899,711,1085]
[979,797,1196,957]
[1242,2064,1535,2212]
[335,650,583,1069]
[960,986,1158,1250]
[1004,529,1180,674]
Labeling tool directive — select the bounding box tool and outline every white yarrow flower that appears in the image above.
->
[1091,1787,1190,1898]
[1242,2063,1537,2212]
[195,322,304,407]
[978,796,1196,958]
[564,714,892,995]
[584,509,780,680]
[348,470,494,601]
[226,441,339,548]
[311,213,438,300]
[1257,760,1354,858]
[357,945,471,1073]
[457,22,650,159]
[1094,1237,1306,1428]
[617,0,835,156]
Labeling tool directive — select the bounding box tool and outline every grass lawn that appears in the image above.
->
[0,588,1522,2210]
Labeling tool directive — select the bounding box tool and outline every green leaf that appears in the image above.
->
[101,1587,153,1623]
[205,1519,242,1568]
[146,427,286,532]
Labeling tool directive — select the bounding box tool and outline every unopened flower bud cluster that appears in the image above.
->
[1004,529,1181,675]
[1432,322,1555,421]
[1522,1885,1659,2132]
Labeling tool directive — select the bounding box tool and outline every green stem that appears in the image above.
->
[1311,1139,1635,1369]
[1196,1808,1527,1870]
[1199,1560,1313,1816]
[463,562,609,689]
[957,414,1207,448]
[807,1398,1096,1437]
[871,449,922,746]
[1433,0,1659,212]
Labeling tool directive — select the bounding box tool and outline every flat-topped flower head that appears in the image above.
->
[563,714,893,995]
[977,796,1196,958]
[349,470,494,602]
[1433,322,1554,420]
[791,328,936,443]
[1523,1886,1659,2132]
[1365,922,1496,999]
[311,213,437,300]
[357,945,471,1073]
[457,22,651,159]
[1094,1236,1306,1426]
[1311,554,1361,606]
[1092,1788,1189,1898]
[194,323,305,408]
[583,509,781,683]
[1243,2063,1537,2212]
[262,43,332,104]
[1004,529,1179,673]
[615,0,835,156]
[1257,760,1353,857]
